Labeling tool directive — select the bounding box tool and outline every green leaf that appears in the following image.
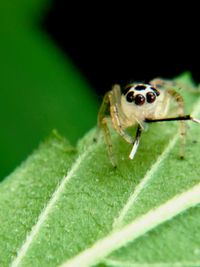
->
[0,131,76,267]
[1,75,200,267]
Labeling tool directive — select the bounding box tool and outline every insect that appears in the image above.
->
[97,78,200,167]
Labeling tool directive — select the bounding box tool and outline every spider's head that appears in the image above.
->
[122,83,160,106]
[121,83,161,122]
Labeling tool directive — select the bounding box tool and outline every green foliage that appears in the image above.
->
[0,0,98,179]
[0,131,76,267]
[1,75,200,267]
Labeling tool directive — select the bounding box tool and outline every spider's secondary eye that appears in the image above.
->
[146,92,156,103]
[126,91,134,102]
[123,85,133,95]
[135,85,146,91]
[151,87,160,96]
[135,94,145,105]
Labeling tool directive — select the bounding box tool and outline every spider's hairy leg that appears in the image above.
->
[149,79,187,159]
[109,85,135,145]
[96,92,116,167]
[166,89,186,159]
[95,92,110,141]
[151,77,200,94]
[101,117,117,167]
[151,78,186,158]
[150,78,174,88]
[110,105,134,144]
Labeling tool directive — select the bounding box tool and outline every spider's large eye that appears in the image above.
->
[126,91,134,102]
[135,94,145,105]
[146,92,156,103]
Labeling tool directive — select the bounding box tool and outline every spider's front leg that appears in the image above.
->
[109,85,135,145]
[151,76,200,94]
[166,89,186,159]
[150,78,188,158]
[97,85,142,166]
[110,103,143,160]
[109,85,143,160]
[97,92,117,167]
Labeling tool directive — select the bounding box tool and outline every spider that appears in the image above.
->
[97,78,200,167]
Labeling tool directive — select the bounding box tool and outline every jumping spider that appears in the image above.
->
[97,78,200,167]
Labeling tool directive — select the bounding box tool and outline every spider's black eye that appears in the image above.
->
[150,86,160,96]
[135,85,147,91]
[146,92,156,103]
[135,94,145,105]
[123,85,133,95]
[126,91,134,102]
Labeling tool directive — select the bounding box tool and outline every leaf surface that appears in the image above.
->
[0,132,76,267]
[1,75,200,267]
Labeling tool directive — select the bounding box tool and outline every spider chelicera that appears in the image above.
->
[97,78,200,167]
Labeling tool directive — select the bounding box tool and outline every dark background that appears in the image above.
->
[43,1,199,95]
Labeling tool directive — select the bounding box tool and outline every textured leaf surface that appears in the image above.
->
[0,132,76,267]
[1,75,200,267]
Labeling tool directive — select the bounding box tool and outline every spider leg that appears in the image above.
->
[109,85,135,144]
[97,85,143,164]
[145,115,200,123]
[101,117,116,167]
[145,113,200,159]
[166,89,186,159]
[129,125,142,160]
[97,92,116,167]
[96,92,110,137]
[150,80,187,159]
[151,77,200,94]
[109,87,144,160]
[150,78,200,158]
[151,79,199,158]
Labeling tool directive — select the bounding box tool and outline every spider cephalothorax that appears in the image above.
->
[121,83,167,125]
[123,83,160,105]
[97,78,200,166]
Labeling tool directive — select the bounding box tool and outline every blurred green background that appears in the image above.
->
[0,1,98,180]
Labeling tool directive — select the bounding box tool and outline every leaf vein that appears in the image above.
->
[59,182,200,267]
[113,96,200,228]
[113,133,178,229]
[10,146,93,267]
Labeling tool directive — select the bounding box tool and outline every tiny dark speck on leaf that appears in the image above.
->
[192,140,198,144]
